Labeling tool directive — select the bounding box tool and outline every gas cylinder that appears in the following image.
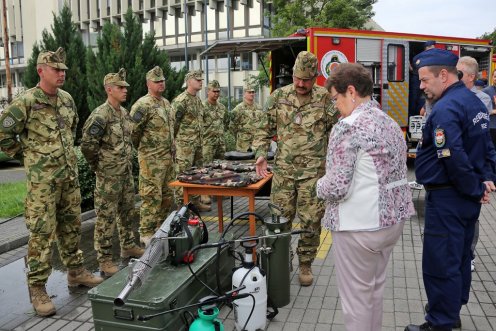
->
[189,305,224,331]
[232,241,267,331]
[260,203,291,308]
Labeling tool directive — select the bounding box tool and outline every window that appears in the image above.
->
[234,86,243,101]
[387,44,405,82]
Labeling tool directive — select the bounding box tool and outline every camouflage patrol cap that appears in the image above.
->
[103,68,130,87]
[37,47,68,70]
[146,66,165,82]
[184,70,204,82]
[293,51,319,79]
[244,83,255,92]
[207,80,221,90]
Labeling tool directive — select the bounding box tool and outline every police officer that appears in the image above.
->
[81,68,144,277]
[253,51,339,286]
[405,49,496,331]
[229,84,264,152]
[171,70,210,211]
[130,66,175,247]
[0,48,103,316]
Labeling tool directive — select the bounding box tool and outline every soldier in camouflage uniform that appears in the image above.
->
[201,80,229,205]
[253,51,339,286]
[171,70,210,211]
[81,69,144,277]
[230,84,264,152]
[130,66,175,247]
[0,48,103,317]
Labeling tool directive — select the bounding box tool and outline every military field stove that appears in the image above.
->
[89,203,309,330]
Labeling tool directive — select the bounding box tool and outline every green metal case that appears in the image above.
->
[89,245,233,330]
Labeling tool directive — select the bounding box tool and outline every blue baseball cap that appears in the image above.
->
[475,79,486,87]
[424,40,436,48]
[413,48,458,69]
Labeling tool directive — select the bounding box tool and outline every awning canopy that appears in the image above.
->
[200,36,306,57]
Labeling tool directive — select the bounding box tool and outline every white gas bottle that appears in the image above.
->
[232,244,267,331]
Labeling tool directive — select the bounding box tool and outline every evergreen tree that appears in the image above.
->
[87,9,186,111]
[23,4,88,142]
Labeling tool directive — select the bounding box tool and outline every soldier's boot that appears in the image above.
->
[201,195,211,204]
[197,203,212,212]
[298,262,313,286]
[28,285,56,317]
[67,267,104,288]
[140,235,153,248]
[121,245,145,259]
[99,259,120,277]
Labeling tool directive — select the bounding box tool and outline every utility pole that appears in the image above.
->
[226,0,231,110]
[184,0,189,70]
[2,0,12,102]
[204,0,208,82]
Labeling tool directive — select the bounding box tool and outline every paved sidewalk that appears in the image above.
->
[1,190,496,330]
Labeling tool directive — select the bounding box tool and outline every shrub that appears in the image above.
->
[75,147,140,212]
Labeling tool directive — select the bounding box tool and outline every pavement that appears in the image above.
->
[0,180,496,330]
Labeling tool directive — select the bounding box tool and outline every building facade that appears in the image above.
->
[0,0,274,103]
[0,0,63,99]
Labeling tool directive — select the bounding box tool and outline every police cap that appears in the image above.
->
[414,48,458,69]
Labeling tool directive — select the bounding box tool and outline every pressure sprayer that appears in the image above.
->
[138,287,251,331]
[260,203,291,308]
[232,240,267,331]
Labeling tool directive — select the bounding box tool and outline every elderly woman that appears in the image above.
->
[317,63,414,331]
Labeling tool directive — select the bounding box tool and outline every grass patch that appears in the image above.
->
[0,181,26,218]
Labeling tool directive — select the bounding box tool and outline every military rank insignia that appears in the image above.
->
[437,149,451,158]
[434,128,445,148]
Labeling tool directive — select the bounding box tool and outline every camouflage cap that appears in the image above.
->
[103,68,130,87]
[184,70,204,82]
[146,66,165,82]
[293,51,319,79]
[37,47,68,70]
[207,80,221,90]
[244,83,255,92]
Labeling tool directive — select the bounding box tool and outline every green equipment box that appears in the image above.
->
[89,244,233,330]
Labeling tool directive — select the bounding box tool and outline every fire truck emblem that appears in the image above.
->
[321,50,348,78]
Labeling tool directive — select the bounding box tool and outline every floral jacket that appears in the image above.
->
[316,100,414,231]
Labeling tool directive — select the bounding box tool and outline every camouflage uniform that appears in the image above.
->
[230,87,264,152]
[130,66,175,237]
[171,70,204,205]
[253,52,339,264]
[81,69,137,262]
[203,80,228,163]
[0,48,85,286]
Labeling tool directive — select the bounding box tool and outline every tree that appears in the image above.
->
[87,8,186,112]
[250,0,377,89]
[480,28,496,50]
[23,4,89,142]
[270,0,377,37]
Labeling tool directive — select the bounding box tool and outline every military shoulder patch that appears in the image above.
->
[434,128,445,148]
[437,148,451,158]
[89,123,104,137]
[132,109,144,123]
[1,116,16,128]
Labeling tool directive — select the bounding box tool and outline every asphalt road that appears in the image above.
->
[0,160,25,184]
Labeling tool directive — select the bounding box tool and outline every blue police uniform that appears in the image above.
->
[413,49,496,330]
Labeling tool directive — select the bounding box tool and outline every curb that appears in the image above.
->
[0,209,97,255]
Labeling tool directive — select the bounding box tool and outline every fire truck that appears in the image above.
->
[202,27,495,156]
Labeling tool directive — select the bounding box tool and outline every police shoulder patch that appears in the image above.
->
[2,116,15,128]
[434,128,445,148]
